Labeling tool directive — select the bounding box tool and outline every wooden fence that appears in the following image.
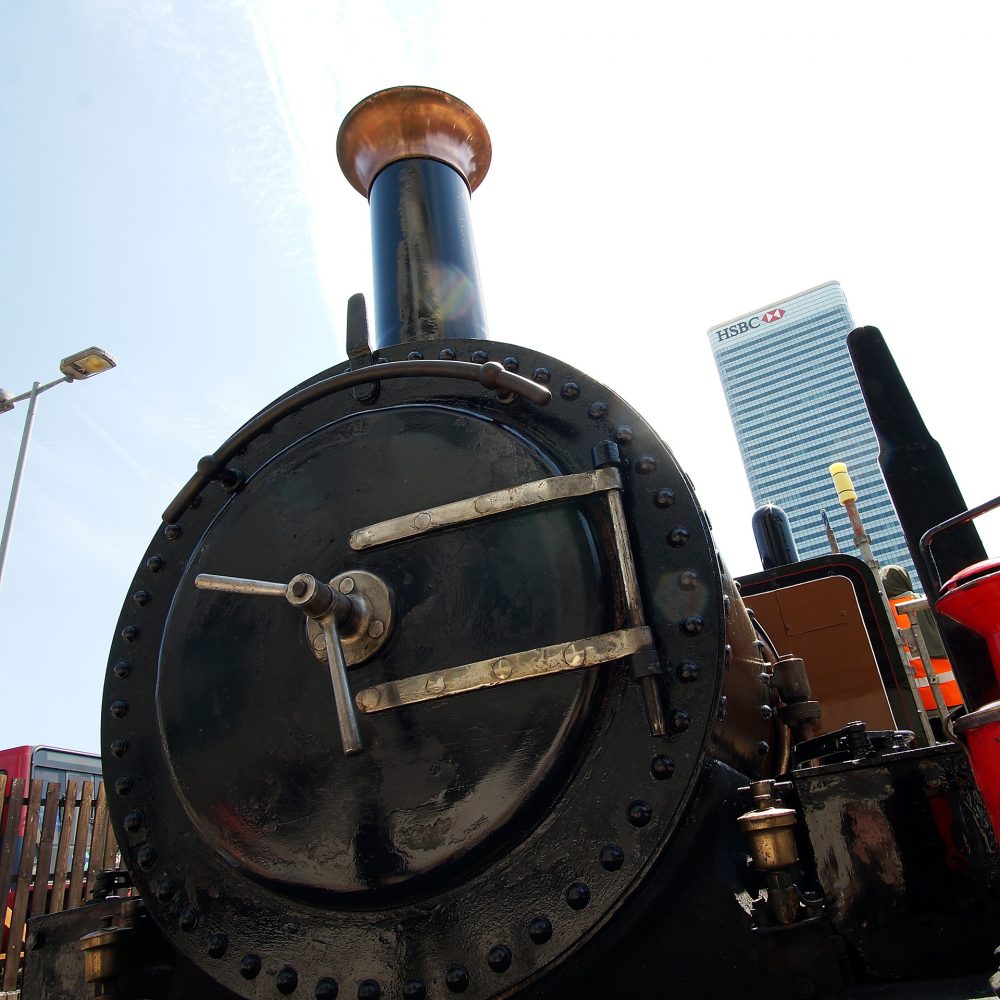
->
[0,774,117,991]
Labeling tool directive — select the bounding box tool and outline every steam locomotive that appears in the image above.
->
[21,87,1000,999]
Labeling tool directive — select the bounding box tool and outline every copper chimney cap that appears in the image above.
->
[337,86,491,198]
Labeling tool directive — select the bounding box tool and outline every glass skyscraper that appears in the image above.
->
[708,281,916,579]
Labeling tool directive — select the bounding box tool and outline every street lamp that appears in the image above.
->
[0,347,117,590]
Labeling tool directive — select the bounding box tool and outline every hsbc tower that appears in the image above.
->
[708,281,916,577]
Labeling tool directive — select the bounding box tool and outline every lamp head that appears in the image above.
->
[0,389,13,414]
[59,347,117,381]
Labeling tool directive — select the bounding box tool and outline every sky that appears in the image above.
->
[1,0,999,753]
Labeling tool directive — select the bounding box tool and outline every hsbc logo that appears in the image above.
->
[715,306,788,342]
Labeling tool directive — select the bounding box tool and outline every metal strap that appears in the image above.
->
[354,626,652,714]
[350,467,622,550]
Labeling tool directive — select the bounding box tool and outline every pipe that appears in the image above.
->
[337,87,492,350]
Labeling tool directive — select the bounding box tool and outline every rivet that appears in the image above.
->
[123,810,143,833]
[146,556,164,573]
[439,348,457,361]
[723,594,731,619]
[654,488,675,508]
[670,709,692,733]
[492,657,513,679]
[724,644,733,670]
[717,696,728,722]
[503,356,519,372]
[366,620,383,639]
[758,741,771,756]
[471,349,489,364]
[425,674,445,694]
[445,965,469,993]
[115,775,133,796]
[407,351,424,361]
[760,671,772,689]
[179,908,199,932]
[113,660,131,680]
[137,846,156,869]
[532,367,551,384]
[133,589,151,607]
[680,616,704,636]
[627,800,652,827]
[528,916,552,944]
[560,381,580,400]
[315,978,338,998]
[565,882,590,910]
[562,643,585,667]
[760,704,774,722]
[358,689,381,711]
[154,878,175,902]
[291,579,308,598]
[474,496,493,513]
[240,954,262,980]
[357,981,380,1000]
[588,401,608,420]
[110,738,129,758]
[164,523,181,541]
[599,843,625,870]
[402,980,426,1000]
[338,577,355,594]
[667,527,689,547]
[635,455,656,475]
[277,966,299,994]
[487,945,512,973]
[678,570,699,590]
[650,755,675,780]
[121,625,140,643]
[413,512,432,530]
[615,426,633,445]
[109,700,129,719]
[677,661,700,683]
[207,932,228,958]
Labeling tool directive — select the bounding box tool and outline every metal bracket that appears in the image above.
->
[355,626,652,714]
[350,467,621,550]
[346,292,378,404]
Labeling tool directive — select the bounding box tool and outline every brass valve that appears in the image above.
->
[738,779,799,871]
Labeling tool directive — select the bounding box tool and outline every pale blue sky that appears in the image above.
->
[2,1,999,751]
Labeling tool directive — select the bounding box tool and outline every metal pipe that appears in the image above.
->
[337,87,492,350]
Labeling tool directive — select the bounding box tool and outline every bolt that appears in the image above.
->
[207,932,228,959]
[240,954,261,980]
[426,674,445,694]
[368,620,385,638]
[492,657,513,679]
[339,577,355,594]
[651,755,675,779]
[677,661,700,683]
[358,689,381,711]
[528,917,552,944]
[627,800,653,827]
[277,966,299,995]
[313,634,327,651]
[291,579,308,597]
[445,965,470,993]
[600,843,625,871]
[563,644,585,667]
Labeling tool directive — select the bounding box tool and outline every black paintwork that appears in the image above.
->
[98,338,779,999]
[369,159,488,348]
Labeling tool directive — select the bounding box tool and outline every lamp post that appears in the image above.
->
[0,347,116,591]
